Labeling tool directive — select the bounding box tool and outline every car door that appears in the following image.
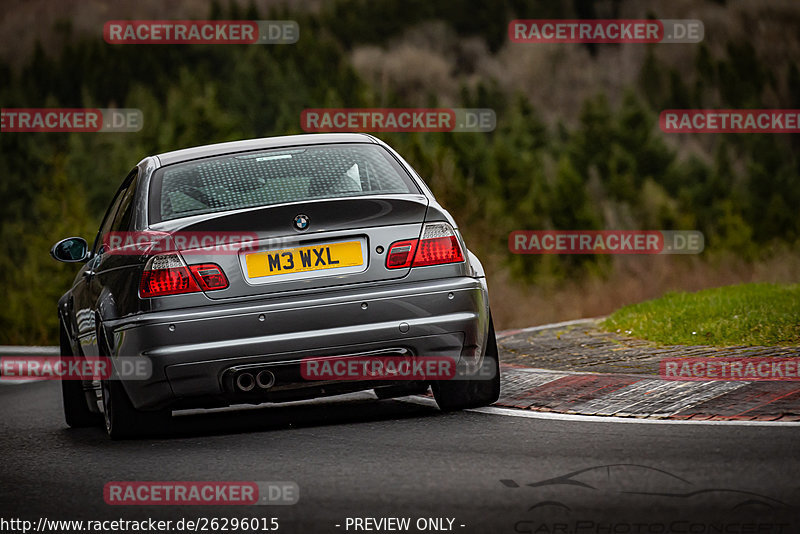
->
[72,170,136,357]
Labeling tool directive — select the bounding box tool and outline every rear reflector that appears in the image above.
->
[188,264,229,291]
[385,223,464,269]
[139,254,228,297]
[386,240,418,269]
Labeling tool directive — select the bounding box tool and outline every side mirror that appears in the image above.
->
[51,237,90,263]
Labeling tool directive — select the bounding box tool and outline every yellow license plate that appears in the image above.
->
[245,240,364,278]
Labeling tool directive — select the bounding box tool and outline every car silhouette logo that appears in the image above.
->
[294,214,310,231]
[501,464,791,514]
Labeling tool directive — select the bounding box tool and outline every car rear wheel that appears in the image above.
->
[60,323,102,428]
[62,379,102,428]
[432,314,501,411]
[101,378,170,440]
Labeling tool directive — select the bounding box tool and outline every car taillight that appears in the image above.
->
[139,254,228,297]
[385,223,464,269]
[413,222,465,266]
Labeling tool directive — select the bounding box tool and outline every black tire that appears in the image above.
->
[60,323,103,428]
[432,314,501,411]
[101,378,170,440]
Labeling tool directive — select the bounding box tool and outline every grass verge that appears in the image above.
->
[603,283,800,346]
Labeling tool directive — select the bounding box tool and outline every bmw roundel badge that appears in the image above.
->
[293,214,310,231]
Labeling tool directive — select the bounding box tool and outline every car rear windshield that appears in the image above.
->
[151,143,419,222]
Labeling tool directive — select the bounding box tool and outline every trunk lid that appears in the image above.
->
[149,195,429,300]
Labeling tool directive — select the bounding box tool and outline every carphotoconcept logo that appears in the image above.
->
[509,231,704,255]
[660,110,800,133]
[301,108,496,133]
[509,19,704,44]
[1,108,142,132]
[103,20,298,44]
[506,464,791,531]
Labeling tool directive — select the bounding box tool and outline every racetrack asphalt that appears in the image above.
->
[1,322,799,532]
[1,378,798,532]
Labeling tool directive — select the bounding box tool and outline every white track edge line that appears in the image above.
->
[472,405,800,426]
[496,318,601,338]
[398,397,800,426]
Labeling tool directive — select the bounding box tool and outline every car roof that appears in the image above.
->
[154,133,379,167]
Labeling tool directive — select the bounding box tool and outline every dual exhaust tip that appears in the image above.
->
[235,370,275,392]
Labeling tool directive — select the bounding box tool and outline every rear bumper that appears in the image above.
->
[106,276,489,409]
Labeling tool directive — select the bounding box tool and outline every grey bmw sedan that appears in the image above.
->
[51,133,499,439]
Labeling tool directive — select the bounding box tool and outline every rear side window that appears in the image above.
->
[152,144,419,222]
[92,168,138,255]
[112,169,139,232]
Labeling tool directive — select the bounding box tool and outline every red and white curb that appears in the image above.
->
[495,366,800,421]
[492,323,800,423]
